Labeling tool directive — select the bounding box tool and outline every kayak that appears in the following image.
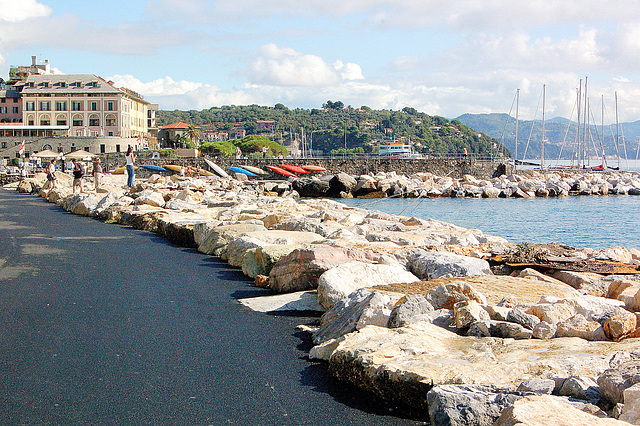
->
[240,164,268,175]
[279,164,310,174]
[266,165,297,178]
[141,164,170,173]
[228,166,258,177]
[301,164,327,172]
[204,158,229,178]
[111,165,139,174]
[163,164,183,173]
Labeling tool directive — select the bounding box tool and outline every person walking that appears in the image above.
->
[92,157,103,190]
[125,146,136,188]
[72,159,85,194]
[46,159,57,190]
[235,146,242,159]
[20,163,28,180]
[262,145,268,158]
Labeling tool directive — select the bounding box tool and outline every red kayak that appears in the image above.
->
[279,164,310,174]
[301,164,326,172]
[266,165,297,178]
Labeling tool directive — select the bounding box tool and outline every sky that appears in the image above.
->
[3,0,640,123]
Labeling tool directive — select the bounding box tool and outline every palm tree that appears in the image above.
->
[185,124,203,147]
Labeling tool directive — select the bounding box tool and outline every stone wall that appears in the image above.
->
[118,155,513,180]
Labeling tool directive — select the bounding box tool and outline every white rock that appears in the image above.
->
[317,261,419,310]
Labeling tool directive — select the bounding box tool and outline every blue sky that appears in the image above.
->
[3,0,640,123]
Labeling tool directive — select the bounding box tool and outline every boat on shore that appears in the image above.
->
[279,164,310,174]
[204,158,229,178]
[141,164,170,173]
[228,166,258,177]
[266,165,297,178]
[301,165,326,172]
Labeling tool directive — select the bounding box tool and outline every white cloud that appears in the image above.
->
[108,74,205,97]
[0,0,51,22]
[249,44,363,87]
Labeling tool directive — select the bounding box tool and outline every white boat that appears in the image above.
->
[379,142,421,158]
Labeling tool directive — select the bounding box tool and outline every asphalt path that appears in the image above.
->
[0,190,424,425]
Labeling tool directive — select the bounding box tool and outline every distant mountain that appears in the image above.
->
[456,113,640,160]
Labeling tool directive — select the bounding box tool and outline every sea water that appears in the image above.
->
[339,195,640,250]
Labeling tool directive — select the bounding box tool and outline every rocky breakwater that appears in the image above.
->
[11,171,640,425]
[293,169,640,199]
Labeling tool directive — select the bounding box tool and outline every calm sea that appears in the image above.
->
[339,195,640,250]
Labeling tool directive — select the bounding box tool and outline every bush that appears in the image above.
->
[158,149,175,158]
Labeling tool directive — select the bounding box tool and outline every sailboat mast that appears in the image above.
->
[583,76,588,167]
[616,91,621,169]
[602,95,605,167]
[515,89,519,171]
[541,84,545,170]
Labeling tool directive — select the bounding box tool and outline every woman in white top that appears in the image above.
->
[125,145,136,187]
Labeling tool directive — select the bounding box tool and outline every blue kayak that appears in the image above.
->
[141,164,170,173]
[228,166,258,177]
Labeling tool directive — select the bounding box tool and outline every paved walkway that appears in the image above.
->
[0,190,422,425]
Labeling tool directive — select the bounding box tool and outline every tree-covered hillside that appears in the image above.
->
[157,103,508,157]
[457,113,640,161]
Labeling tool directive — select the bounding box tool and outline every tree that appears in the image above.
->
[323,100,344,110]
[185,124,203,146]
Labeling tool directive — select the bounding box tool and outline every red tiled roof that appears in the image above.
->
[162,122,191,129]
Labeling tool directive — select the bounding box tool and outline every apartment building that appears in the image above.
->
[20,74,150,138]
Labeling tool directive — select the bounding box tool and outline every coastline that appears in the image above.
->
[7,169,640,424]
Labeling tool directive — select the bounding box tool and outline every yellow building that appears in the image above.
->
[20,74,150,139]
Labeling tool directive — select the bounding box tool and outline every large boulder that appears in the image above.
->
[493,395,626,426]
[317,261,420,310]
[197,223,267,255]
[387,294,435,328]
[598,360,640,405]
[326,321,640,411]
[376,275,580,307]
[409,251,492,280]
[292,178,331,198]
[619,383,640,424]
[268,247,381,293]
[427,384,522,426]
[133,189,166,208]
[329,172,357,196]
[313,289,401,345]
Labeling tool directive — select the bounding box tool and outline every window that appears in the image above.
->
[100,144,106,153]
[57,115,67,126]
[0,98,5,103]
[40,102,50,111]
[1,142,6,149]
[91,102,98,111]
[75,81,82,87]
[56,101,66,111]
[40,116,50,126]
[13,107,18,114]
[105,114,116,126]
[13,98,18,103]
[72,101,82,111]
[116,145,121,153]
[89,115,100,126]
[42,81,49,87]
[107,101,114,111]
[0,107,6,113]
[72,115,83,126]
[60,81,68,88]
[26,102,35,111]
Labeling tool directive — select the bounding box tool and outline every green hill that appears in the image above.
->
[157,104,509,157]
